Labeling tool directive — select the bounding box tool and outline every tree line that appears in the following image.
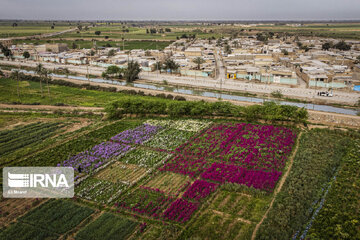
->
[106,98,308,124]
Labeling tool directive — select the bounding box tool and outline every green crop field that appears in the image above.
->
[249,23,360,40]
[12,39,172,50]
[0,77,173,107]
[0,22,73,38]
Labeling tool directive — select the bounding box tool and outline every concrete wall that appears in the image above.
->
[235,74,297,85]
[180,69,209,77]
[309,80,346,88]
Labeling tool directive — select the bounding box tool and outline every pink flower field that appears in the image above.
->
[117,122,297,223]
[162,123,296,192]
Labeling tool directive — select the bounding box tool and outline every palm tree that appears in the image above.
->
[124,60,142,83]
[192,57,205,70]
[164,58,180,75]
[224,44,232,54]
[154,61,163,74]
[35,63,44,97]
[233,40,239,48]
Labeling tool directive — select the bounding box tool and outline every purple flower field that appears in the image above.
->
[111,124,163,144]
[58,142,132,178]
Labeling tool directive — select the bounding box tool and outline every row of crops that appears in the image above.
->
[51,119,297,239]
[256,129,358,240]
[1,118,299,239]
[1,117,359,240]
[0,122,65,159]
[306,139,360,239]
[9,119,143,168]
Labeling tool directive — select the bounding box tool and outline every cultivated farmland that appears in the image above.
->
[0,115,359,240]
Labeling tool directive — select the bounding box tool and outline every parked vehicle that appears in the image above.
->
[317,91,333,97]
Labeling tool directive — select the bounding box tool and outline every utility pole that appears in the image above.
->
[87,65,90,83]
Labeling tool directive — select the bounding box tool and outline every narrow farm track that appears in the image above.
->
[0,103,103,112]
[211,209,253,225]
[251,131,303,240]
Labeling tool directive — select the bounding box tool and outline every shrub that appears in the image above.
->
[271,90,283,98]
[166,94,174,100]
[174,96,186,101]
[106,98,308,123]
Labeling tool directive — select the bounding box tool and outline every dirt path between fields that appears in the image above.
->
[0,103,103,112]
[251,131,303,240]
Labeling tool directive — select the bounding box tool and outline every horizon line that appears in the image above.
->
[1,19,360,23]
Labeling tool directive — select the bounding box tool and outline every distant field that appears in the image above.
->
[0,25,72,38]
[251,23,360,39]
[52,25,223,40]
[1,21,360,40]
[12,39,172,50]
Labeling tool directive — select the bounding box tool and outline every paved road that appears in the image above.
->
[1,59,359,105]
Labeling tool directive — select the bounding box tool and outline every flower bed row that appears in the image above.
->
[144,128,196,151]
[182,180,218,201]
[145,119,212,132]
[117,187,174,218]
[76,177,127,204]
[163,198,199,223]
[176,123,296,171]
[202,163,282,191]
[111,124,163,144]
[159,154,209,178]
[119,148,171,168]
[58,142,132,179]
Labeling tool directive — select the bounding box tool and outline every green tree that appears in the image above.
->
[233,40,239,48]
[281,49,289,55]
[1,46,12,59]
[102,65,123,79]
[107,49,116,57]
[124,61,142,83]
[192,57,205,70]
[164,58,180,74]
[95,31,101,36]
[322,42,332,51]
[23,51,30,59]
[224,44,232,54]
[154,61,163,73]
[334,41,351,51]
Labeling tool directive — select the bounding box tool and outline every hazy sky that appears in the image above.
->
[1,0,360,20]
